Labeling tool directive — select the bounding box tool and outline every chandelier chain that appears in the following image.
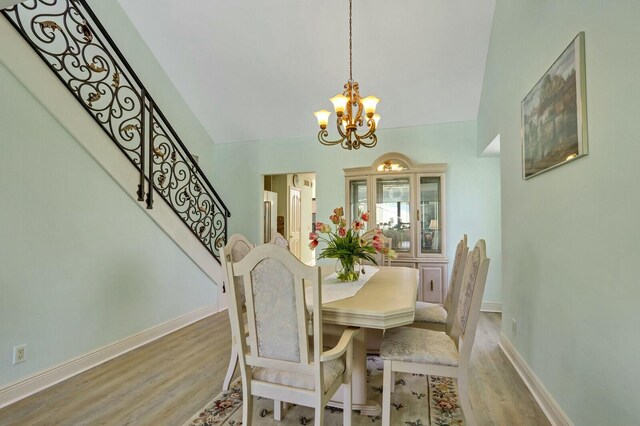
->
[349,0,352,82]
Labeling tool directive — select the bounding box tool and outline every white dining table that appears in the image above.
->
[319,266,419,415]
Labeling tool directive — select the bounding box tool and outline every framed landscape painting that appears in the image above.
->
[521,32,588,179]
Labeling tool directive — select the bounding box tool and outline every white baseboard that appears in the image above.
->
[499,333,573,426]
[481,301,502,312]
[0,304,217,409]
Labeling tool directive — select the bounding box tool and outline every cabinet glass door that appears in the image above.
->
[420,176,441,254]
[349,179,368,230]
[375,176,411,253]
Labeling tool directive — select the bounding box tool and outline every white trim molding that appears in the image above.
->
[499,333,573,426]
[480,301,502,312]
[0,305,217,409]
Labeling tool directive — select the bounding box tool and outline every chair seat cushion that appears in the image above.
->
[414,301,447,324]
[253,357,345,391]
[380,327,459,366]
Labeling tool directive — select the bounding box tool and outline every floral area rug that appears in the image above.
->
[184,356,463,425]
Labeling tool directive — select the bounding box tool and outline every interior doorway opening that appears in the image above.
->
[263,173,316,265]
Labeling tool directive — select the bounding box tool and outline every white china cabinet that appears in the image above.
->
[344,153,449,303]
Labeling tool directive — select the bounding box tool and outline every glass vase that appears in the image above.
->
[336,257,361,282]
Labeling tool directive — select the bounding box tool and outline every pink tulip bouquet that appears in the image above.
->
[309,207,397,281]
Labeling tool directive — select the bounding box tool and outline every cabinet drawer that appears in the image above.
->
[420,266,444,303]
[389,261,416,269]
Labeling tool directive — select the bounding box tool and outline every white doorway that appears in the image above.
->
[263,173,316,265]
[289,187,301,258]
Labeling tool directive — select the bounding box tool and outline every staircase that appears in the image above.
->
[2,0,230,263]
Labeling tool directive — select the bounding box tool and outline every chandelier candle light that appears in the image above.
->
[314,0,380,150]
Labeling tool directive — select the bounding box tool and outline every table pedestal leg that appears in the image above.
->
[326,326,381,416]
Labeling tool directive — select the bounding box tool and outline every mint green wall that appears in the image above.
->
[477,1,640,424]
[212,122,502,304]
[0,62,216,386]
[0,1,220,387]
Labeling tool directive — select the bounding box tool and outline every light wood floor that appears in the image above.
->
[0,312,549,425]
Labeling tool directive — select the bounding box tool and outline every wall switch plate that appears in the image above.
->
[13,345,26,365]
[512,318,517,336]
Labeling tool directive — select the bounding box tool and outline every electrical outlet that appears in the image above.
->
[512,318,517,336]
[13,345,26,365]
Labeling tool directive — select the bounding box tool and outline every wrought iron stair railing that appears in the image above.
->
[2,0,230,263]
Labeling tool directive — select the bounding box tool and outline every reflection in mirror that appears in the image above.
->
[420,177,441,254]
[376,177,411,252]
[349,179,368,232]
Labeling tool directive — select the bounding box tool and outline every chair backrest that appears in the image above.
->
[224,234,255,305]
[269,232,289,248]
[444,235,469,334]
[450,239,490,368]
[222,243,324,380]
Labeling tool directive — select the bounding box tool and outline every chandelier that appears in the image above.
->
[314,0,380,150]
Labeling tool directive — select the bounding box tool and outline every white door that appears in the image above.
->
[288,187,301,259]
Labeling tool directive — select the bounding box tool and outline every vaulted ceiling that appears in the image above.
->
[117,0,495,144]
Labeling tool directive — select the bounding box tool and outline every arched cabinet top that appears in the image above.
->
[344,152,447,177]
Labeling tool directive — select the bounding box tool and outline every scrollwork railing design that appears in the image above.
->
[3,0,230,262]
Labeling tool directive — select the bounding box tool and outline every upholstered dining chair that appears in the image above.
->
[379,239,490,426]
[269,232,289,248]
[412,235,468,333]
[222,243,360,426]
[222,234,255,391]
